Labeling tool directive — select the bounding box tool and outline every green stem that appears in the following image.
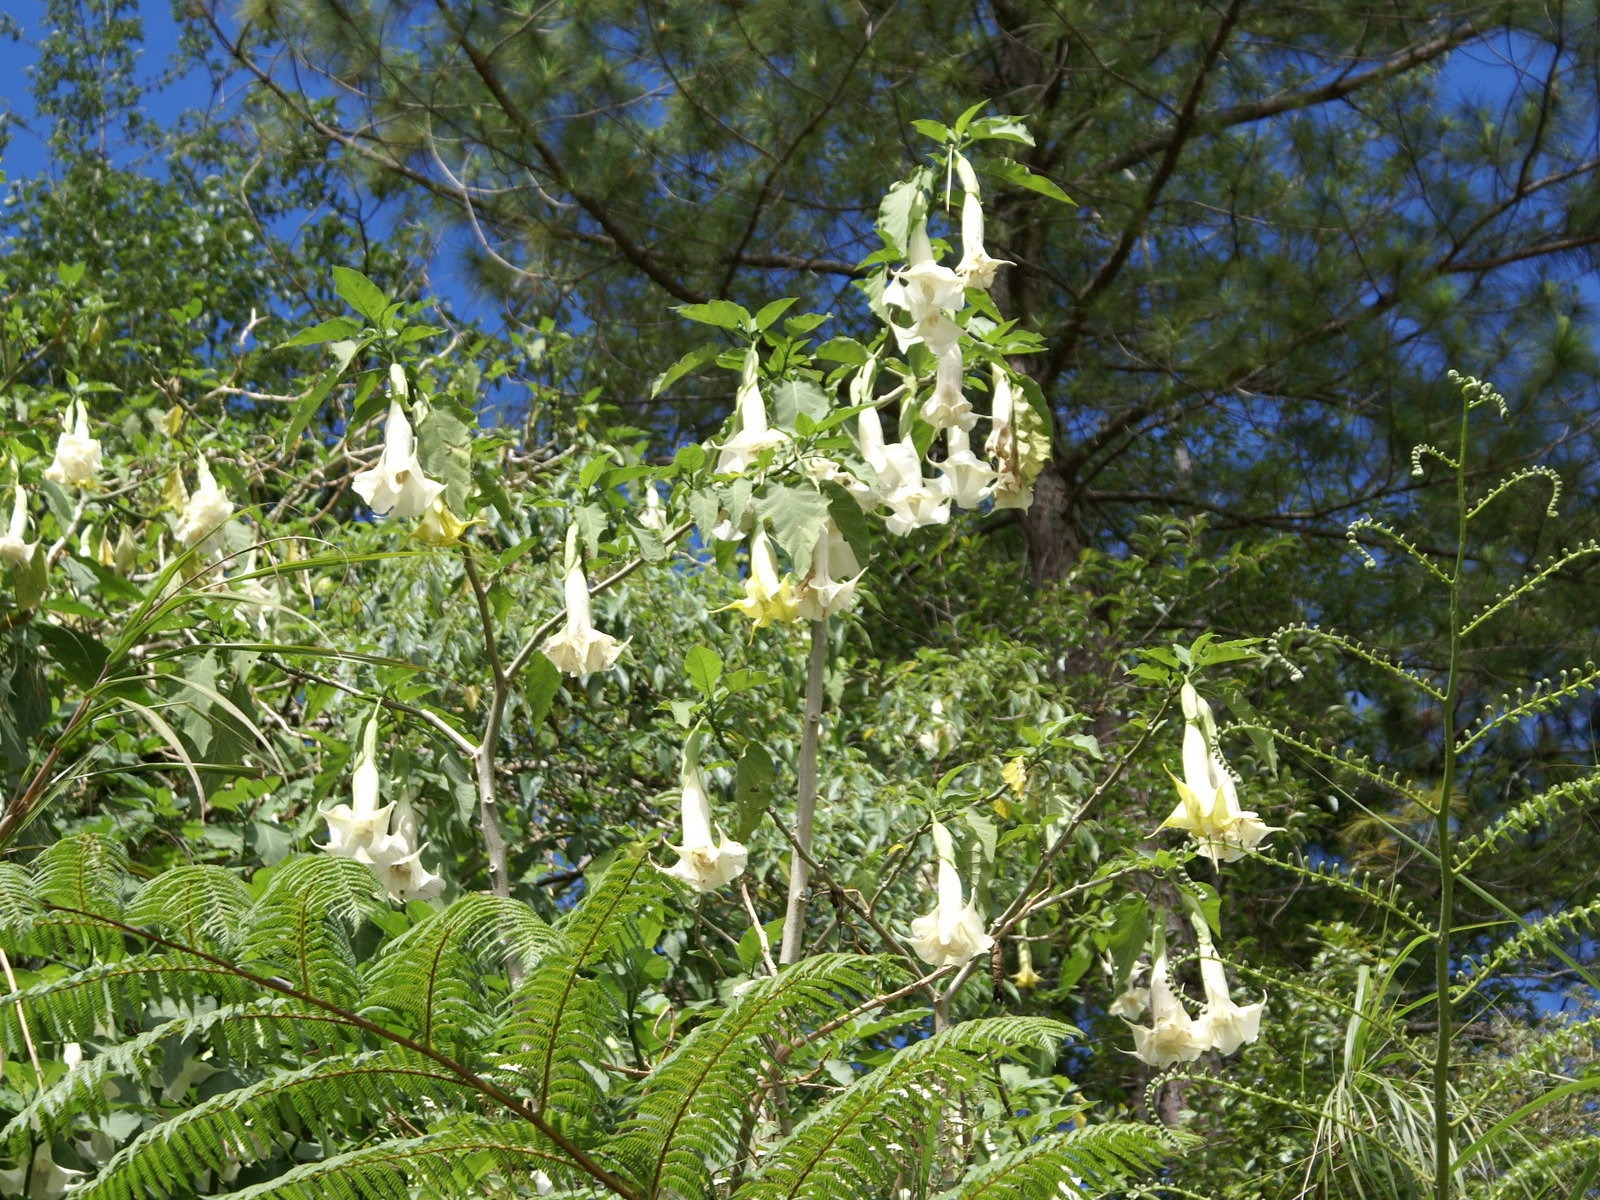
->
[1433,394,1471,1200]
[779,619,829,965]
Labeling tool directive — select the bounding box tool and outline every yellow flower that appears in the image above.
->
[723,527,800,627]
[1001,758,1028,797]
[411,499,475,547]
[1159,682,1278,863]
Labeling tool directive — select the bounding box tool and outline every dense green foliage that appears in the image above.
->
[2,3,1599,1198]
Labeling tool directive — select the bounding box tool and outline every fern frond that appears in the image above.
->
[1453,898,1600,1001]
[1470,1016,1600,1098]
[124,865,252,954]
[1,996,360,1157]
[1252,848,1431,935]
[736,1016,1074,1200]
[553,843,669,968]
[1456,663,1600,752]
[1455,776,1600,870]
[73,1047,484,1200]
[234,855,384,1003]
[610,954,887,1199]
[1483,1135,1600,1198]
[932,1122,1188,1199]
[16,833,130,958]
[361,892,558,1051]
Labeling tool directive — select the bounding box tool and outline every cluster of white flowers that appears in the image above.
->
[321,717,443,902]
[1123,917,1264,1067]
[173,454,236,556]
[42,398,102,489]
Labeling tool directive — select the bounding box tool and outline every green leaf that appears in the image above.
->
[684,646,723,696]
[822,481,873,563]
[56,262,86,286]
[815,337,869,366]
[734,742,776,840]
[951,101,988,138]
[758,484,831,570]
[753,298,797,331]
[35,624,109,689]
[877,177,926,258]
[911,118,951,144]
[967,116,1036,146]
[990,159,1076,206]
[278,317,362,349]
[770,380,831,427]
[331,266,391,323]
[673,300,751,333]
[522,652,561,732]
[651,343,721,398]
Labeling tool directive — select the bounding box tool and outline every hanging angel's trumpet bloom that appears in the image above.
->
[638,484,668,531]
[0,1140,87,1200]
[938,424,996,509]
[1159,682,1278,863]
[908,821,994,968]
[42,398,102,489]
[1125,934,1210,1067]
[795,520,863,621]
[1192,916,1264,1056]
[880,443,951,535]
[882,213,965,356]
[954,155,1011,291]
[322,716,396,858]
[360,797,445,902]
[663,734,748,892]
[920,347,976,431]
[723,525,800,627]
[1010,922,1044,989]
[412,498,474,547]
[352,400,446,519]
[0,483,37,569]
[985,369,1033,511]
[175,455,235,555]
[716,347,789,475]
[541,531,628,675]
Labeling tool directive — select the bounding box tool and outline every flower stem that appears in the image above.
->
[779,618,829,965]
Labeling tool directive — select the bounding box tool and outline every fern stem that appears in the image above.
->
[1432,391,1470,1200]
[780,618,829,965]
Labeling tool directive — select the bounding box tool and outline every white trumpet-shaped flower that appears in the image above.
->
[716,348,789,475]
[920,347,976,431]
[954,156,1011,291]
[322,718,443,902]
[795,520,863,620]
[1125,935,1210,1068]
[42,398,102,489]
[175,455,235,555]
[722,525,800,627]
[0,483,37,568]
[985,369,1033,510]
[882,214,965,356]
[0,1140,87,1200]
[541,532,627,675]
[663,734,747,891]
[1193,916,1264,1056]
[908,821,993,968]
[1160,682,1278,863]
[352,400,446,519]
[938,425,996,509]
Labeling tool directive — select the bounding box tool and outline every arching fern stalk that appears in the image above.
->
[1,834,1182,1199]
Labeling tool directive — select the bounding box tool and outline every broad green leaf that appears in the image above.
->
[758,483,831,570]
[990,158,1076,206]
[967,115,1036,146]
[735,742,776,841]
[684,646,723,695]
[331,266,391,323]
[278,317,362,349]
[753,297,797,331]
[651,343,721,398]
[674,299,751,332]
[35,624,108,689]
[911,118,951,143]
[877,177,926,257]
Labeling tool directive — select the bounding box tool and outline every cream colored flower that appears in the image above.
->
[663,735,748,892]
[541,541,628,675]
[42,399,102,489]
[985,369,1033,511]
[954,156,1011,291]
[323,721,443,902]
[795,520,862,621]
[0,1141,86,1200]
[1194,918,1264,1055]
[716,348,789,475]
[175,455,235,555]
[882,213,965,356]
[1125,938,1209,1068]
[920,347,976,431]
[352,400,446,519]
[938,424,996,509]
[908,821,993,968]
[723,526,800,627]
[0,483,36,569]
[1159,683,1278,863]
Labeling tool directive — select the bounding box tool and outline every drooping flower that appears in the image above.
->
[954,155,1012,291]
[794,520,863,621]
[1010,921,1043,989]
[1159,682,1278,863]
[716,347,789,475]
[1192,916,1264,1056]
[920,347,976,431]
[985,369,1034,511]
[411,498,474,547]
[663,733,748,892]
[0,1140,86,1200]
[938,424,996,509]
[322,718,443,903]
[723,526,800,627]
[352,400,446,519]
[908,821,994,968]
[42,399,102,490]
[175,455,235,555]
[1125,931,1210,1068]
[541,530,628,675]
[0,483,36,569]
[638,484,669,531]
[879,441,952,535]
[882,213,965,356]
